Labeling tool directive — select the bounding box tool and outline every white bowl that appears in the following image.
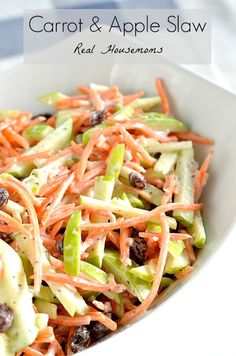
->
[0,62,236,356]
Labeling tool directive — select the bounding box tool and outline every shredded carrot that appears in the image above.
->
[50,315,91,327]
[124,161,146,174]
[47,339,65,356]
[20,346,44,356]
[55,97,90,110]
[123,91,144,105]
[3,127,30,149]
[119,126,155,167]
[42,272,125,293]
[75,128,103,182]
[156,78,170,115]
[145,176,164,189]
[107,231,120,248]
[175,265,194,279]
[0,210,31,237]
[120,228,131,266]
[35,326,55,344]
[119,212,170,325]
[100,86,121,100]
[174,131,214,145]
[89,88,105,111]
[87,311,117,331]
[161,174,176,205]
[117,180,153,202]
[80,203,203,231]
[41,173,75,225]
[49,220,64,239]
[195,151,214,201]
[0,176,43,293]
[184,238,196,263]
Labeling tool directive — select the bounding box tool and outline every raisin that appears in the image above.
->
[90,322,110,341]
[90,110,107,127]
[0,188,9,206]
[0,232,13,244]
[0,304,14,332]
[56,238,64,254]
[90,313,112,341]
[131,228,140,238]
[129,237,147,265]
[69,326,90,353]
[128,172,147,190]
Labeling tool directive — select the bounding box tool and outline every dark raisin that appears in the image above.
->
[56,238,64,254]
[128,172,147,190]
[90,321,110,341]
[131,228,140,238]
[90,110,107,127]
[0,188,9,206]
[70,326,90,353]
[129,237,147,265]
[0,304,14,332]
[31,113,52,120]
[0,232,13,244]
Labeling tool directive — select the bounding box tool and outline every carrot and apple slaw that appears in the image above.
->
[0,79,213,355]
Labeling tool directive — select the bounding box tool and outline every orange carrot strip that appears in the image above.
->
[117,180,153,202]
[80,203,202,231]
[175,131,214,145]
[50,220,64,239]
[175,266,194,279]
[21,346,44,356]
[194,151,214,201]
[55,97,90,110]
[89,88,105,111]
[3,127,30,149]
[41,173,75,225]
[120,126,155,167]
[50,315,91,327]
[156,78,170,115]
[123,92,144,105]
[42,272,125,293]
[75,128,103,182]
[69,178,95,195]
[161,174,176,205]
[107,231,120,248]
[124,161,146,174]
[184,238,196,263]
[35,326,55,344]
[119,212,170,325]
[145,176,164,189]
[124,122,173,143]
[0,176,42,293]
[81,230,106,254]
[77,85,91,94]
[0,210,31,238]
[86,311,117,331]
[0,133,14,151]
[120,228,130,266]
[82,163,105,181]
[14,151,53,162]
[100,86,120,100]
[46,339,65,356]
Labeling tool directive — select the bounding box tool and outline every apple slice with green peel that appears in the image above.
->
[103,250,151,302]
[80,261,122,304]
[64,211,82,276]
[188,211,206,248]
